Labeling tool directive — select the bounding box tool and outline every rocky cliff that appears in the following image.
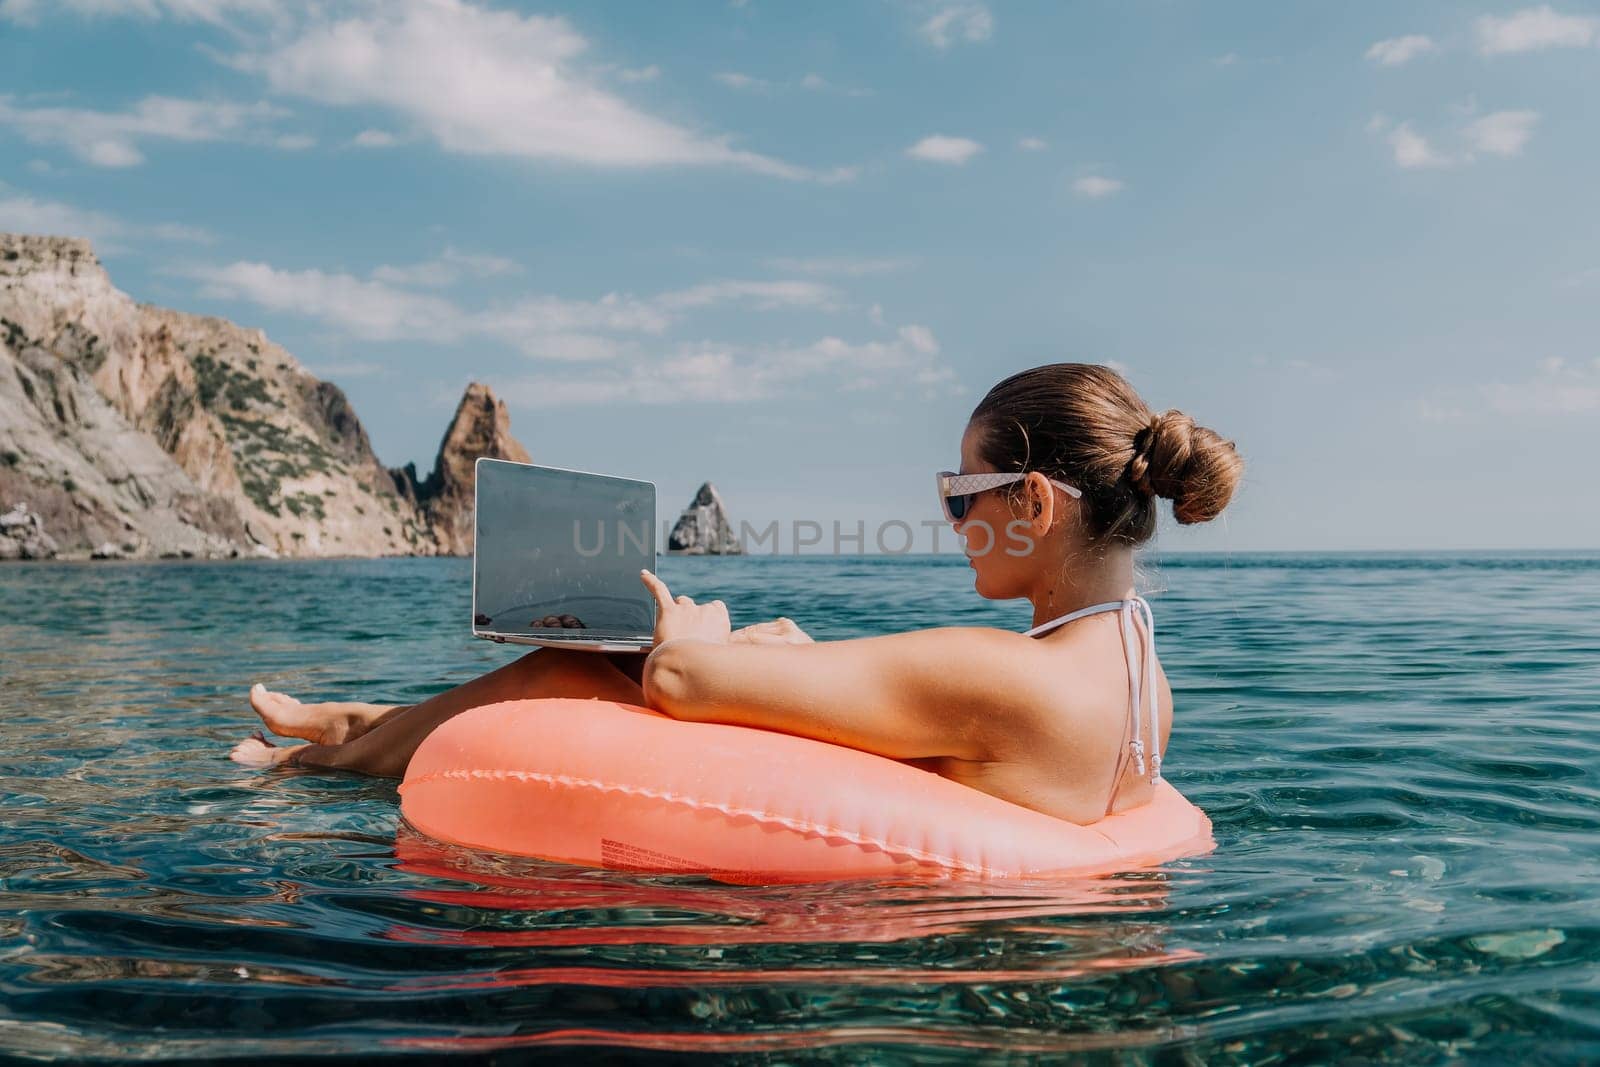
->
[667,482,743,555]
[391,384,532,556]
[0,233,529,559]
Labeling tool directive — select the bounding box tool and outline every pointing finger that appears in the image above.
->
[640,569,673,611]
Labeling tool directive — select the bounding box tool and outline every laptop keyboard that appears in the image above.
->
[526,632,650,643]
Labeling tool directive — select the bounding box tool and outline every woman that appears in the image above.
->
[232,364,1241,826]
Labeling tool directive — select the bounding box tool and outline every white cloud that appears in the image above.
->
[195,262,462,342]
[1017,136,1047,151]
[0,0,277,24]
[716,71,868,97]
[1476,5,1599,54]
[0,187,212,248]
[793,72,872,97]
[371,248,522,288]
[1388,123,1453,168]
[1365,34,1437,66]
[501,325,955,407]
[656,279,840,312]
[906,134,983,164]
[1463,109,1539,157]
[504,347,761,406]
[234,0,818,179]
[1073,175,1124,198]
[814,165,861,184]
[351,128,398,148]
[1420,358,1600,420]
[188,249,949,403]
[188,256,855,362]
[1212,52,1239,67]
[1378,110,1539,169]
[766,255,911,276]
[0,94,285,167]
[1483,357,1600,415]
[714,72,769,92]
[897,323,938,354]
[478,292,672,349]
[618,65,660,83]
[918,3,993,49]
[502,333,634,363]
[1419,399,1467,422]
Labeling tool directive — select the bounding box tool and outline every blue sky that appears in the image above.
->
[2,0,1597,551]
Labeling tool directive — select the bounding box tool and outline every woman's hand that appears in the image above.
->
[640,570,731,649]
[730,617,814,646]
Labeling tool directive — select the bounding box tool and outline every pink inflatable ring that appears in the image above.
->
[399,698,1214,883]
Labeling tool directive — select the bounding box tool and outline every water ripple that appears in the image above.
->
[1,553,1598,1061]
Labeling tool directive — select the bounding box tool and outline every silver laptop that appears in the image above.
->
[471,458,656,653]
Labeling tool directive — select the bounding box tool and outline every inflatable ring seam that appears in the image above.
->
[404,767,987,873]
[1085,825,1119,850]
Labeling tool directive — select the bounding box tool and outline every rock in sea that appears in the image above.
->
[667,482,743,555]
[389,383,531,557]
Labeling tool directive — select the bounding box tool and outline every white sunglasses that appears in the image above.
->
[936,470,1082,523]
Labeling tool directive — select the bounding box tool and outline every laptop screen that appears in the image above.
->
[472,459,656,640]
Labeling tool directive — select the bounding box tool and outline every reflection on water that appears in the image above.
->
[1,554,1598,1061]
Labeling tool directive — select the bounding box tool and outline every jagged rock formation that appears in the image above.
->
[0,502,57,560]
[667,482,743,555]
[390,384,532,556]
[0,233,529,560]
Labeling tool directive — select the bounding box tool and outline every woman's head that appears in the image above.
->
[951,363,1242,596]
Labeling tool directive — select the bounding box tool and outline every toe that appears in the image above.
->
[229,735,284,767]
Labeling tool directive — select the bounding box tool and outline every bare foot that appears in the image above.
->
[229,730,304,769]
[249,683,394,745]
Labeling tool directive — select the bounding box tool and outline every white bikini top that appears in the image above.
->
[1022,597,1163,786]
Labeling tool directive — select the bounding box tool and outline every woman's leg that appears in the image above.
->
[251,652,648,745]
[231,648,646,778]
[249,685,397,745]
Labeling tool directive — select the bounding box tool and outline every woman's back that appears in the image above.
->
[910,603,1172,825]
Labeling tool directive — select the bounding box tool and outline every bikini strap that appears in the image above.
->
[1024,596,1164,793]
[1021,600,1130,639]
[1131,596,1161,782]
[1119,602,1146,778]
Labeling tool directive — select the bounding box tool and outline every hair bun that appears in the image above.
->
[1129,409,1242,525]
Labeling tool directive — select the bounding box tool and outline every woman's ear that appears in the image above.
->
[1025,472,1051,529]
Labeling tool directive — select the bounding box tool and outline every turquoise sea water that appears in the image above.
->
[1,553,1597,1063]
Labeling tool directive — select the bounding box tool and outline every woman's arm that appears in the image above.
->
[641,628,1056,761]
[730,617,812,645]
